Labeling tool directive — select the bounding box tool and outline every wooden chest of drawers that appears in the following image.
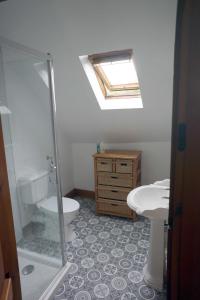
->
[93,150,142,219]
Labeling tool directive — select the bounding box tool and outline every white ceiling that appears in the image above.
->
[0,0,177,143]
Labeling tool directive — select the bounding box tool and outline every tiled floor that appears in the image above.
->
[18,222,61,258]
[51,197,166,300]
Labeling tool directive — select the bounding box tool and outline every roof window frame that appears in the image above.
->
[88,49,141,100]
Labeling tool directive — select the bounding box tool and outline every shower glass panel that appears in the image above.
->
[0,39,64,300]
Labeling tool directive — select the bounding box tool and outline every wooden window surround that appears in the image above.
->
[88,49,141,100]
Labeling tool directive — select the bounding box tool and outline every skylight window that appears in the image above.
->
[100,60,138,86]
[79,49,143,110]
[89,49,141,100]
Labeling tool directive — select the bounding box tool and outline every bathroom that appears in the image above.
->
[0,1,197,300]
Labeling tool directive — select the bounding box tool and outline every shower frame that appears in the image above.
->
[0,36,66,266]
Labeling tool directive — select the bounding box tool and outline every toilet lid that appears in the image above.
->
[38,196,80,213]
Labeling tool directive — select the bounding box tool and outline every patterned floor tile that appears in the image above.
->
[51,197,166,300]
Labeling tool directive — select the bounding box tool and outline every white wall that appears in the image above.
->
[1,113,23,242]
[2,57,53,227]
[4,61,52,175]
[0,50,22,241]
[1,48,73,238]
[57,125,74,195]
[0,1,177,143]
[0,0,177,195]
[3,54,74,196]
[72,142,171,191]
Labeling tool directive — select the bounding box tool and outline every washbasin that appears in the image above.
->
[127,185,169,220]
[127,181,170,291]
[153,179,170,187]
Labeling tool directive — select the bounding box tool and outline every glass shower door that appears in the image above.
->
[0,39,64,300]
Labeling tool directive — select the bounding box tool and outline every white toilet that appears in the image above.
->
[18,170,80,242]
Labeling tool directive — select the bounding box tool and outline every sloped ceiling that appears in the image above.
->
[0,0,177,143]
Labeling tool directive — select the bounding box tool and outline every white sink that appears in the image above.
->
[127,185,169,220]
[127,181,170,291]
[153,179,170,187]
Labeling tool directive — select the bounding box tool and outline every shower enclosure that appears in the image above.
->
[0,37,65,300]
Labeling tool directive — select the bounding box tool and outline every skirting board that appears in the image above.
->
[65,188,95,199]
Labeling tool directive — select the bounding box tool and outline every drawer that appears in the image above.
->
[96,158,113,172]
[97,172,133,187]
[116,159,133,174]
[96,198,133,218]
[97,185,131,201]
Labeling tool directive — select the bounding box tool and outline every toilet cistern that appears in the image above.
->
[17,170,80,242]
[127,182,169,291]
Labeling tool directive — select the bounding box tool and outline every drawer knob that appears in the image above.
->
[100,162,107,165]
[121,163,127,166]
[111,176,118,179]
[111,203,118,206]
[111,190,118,193]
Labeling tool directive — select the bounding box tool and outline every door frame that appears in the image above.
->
[167,0,200,299]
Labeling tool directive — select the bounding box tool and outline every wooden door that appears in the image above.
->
[0,242,13,300]
[167,0,200,299]
[0,242,5,297]
[0,117,21,300]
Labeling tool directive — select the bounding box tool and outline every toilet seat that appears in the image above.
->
[38,196,80,213]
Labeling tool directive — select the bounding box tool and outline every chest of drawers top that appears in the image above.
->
[93,150,142,160]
